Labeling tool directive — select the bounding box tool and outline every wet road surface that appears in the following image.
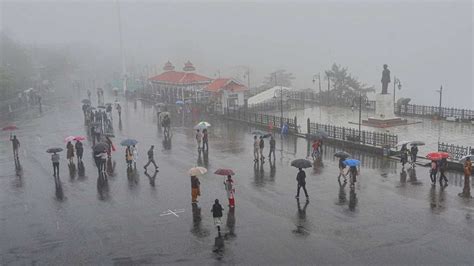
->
[1,94,474,264]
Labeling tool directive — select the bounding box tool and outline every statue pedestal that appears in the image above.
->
[363,93,407,128]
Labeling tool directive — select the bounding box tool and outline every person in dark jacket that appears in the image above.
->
[268,135,276,160]
[202,129,209,151]
[410,145,418,164]
[296,168,309,199]
[144,145,158,171]
[75,140,84,161]
[439,158,448,186]
[211,199,224,232]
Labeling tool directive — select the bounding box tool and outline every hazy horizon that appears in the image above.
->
[1,0,472,108]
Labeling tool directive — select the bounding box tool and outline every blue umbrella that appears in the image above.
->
[344,159,360,167]
[120,138,138,146]
[176,100,184,105]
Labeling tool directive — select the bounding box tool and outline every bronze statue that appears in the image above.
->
[381,64,391,94]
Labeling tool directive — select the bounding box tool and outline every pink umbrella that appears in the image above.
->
[65,136,85,142]
[2,125,18,131]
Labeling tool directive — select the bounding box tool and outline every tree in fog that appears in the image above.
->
[324,63,374,104]
[263,69,295,88]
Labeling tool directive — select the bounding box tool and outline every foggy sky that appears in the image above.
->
[1,0,472,108]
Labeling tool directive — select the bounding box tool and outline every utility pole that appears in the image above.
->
[438,85,443,117]
[116,0,127,95]
[358,93,362,139]
[313,74,321,94]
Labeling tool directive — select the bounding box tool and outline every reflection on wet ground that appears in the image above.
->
[0,93,473,264]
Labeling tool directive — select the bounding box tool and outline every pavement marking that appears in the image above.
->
[160,209,185,218]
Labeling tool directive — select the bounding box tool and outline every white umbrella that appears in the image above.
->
[194,121,211,130]
[459,155,474,163]
[188,167,207,176]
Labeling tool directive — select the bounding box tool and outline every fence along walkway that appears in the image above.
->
[438,142,472,161]
[396,104,474,121]
[224,108,398,149]
[307,120,398,148]
[225,108,297,131]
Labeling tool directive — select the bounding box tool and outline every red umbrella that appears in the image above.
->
[214,168,235,176]
[426,152,449,161]
[2,125,18,131]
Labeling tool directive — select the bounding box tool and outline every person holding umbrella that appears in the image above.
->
[410,145,419,164]
[116,104,122,120]
[224,175,235,207]
[430,160,438,185]
[296,168,309,200]
[202,129,209,151]
[46,148,63,176]
[125,146,133,169]
[191,175,201,203]
[253,135,259,162]
[259,136,265,162]
[461,157,471,198]
[343,159,360,188]
[66,141,75,164]
[195,129,203,151]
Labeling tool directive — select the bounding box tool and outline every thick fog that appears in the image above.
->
[1,1,472,108]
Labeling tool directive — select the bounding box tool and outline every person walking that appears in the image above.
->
[461,157,471,198]
[268,135,276,160]
[66,141,75,163]
[430,160,438,185]
[211,199,224,233]
[87,89,91,101]
[410,145,418,164]
[223,175,235,207]
[311,139,320,160]
[195,129,203,151]
[348,165,358,188]
[98,151,107,175]
[144,145,158,171]
[116,104,122,120]
[439,158,448,186]
[51,152,60,176]
[296,168,309,200]
[10,134,20,159]
[75,140,84,162]
[253,135,259,162]
[191,175,201,203]
[338,157,347,181]
[125,146,133,169]
[202,129,209,151]
[259,136,265,162]
[400,150,408,168]
[131,144,138,169]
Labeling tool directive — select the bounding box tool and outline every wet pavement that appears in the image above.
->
[1,93,474,264]
[280,105,474,156]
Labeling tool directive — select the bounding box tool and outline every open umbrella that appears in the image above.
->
[176,100,184,105]
[120,139,138,146]
[334,151,352,159]
[104,132,115,138]
[194,121,211,130]
[251,130,267,136]
[65,136,85,142]
[156,103,166,107]
[2,125,18,131]
[409,141,425,146]
[460,155,474,163]
[188,167,207,176]
[81,99,91,104]
[112,87,119,91]
[343,159,360,167]
[262,133,272,138]
[214,168,235,176]
[46,147,63,153]
[426,152,449,161]
[311,129,328,139]
[291,159,312,169]
[396,140,410,147]
[93,142,109,152]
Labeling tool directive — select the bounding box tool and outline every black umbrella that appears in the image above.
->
[93,142,109,152]
[334,151,352,159]
[47,147,63,153]
[291,159,312,169]
[81,99,91,104]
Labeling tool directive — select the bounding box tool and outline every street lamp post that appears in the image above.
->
[436,85,443,117]
[393,76,402,106]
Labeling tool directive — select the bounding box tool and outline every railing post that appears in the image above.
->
[342,127,345,140]
[294,116,298,133]
[307,118,310,137]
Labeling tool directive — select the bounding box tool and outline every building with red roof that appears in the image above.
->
[149,61,212,103]
[149,62,248,112]
[204,78,248,113]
